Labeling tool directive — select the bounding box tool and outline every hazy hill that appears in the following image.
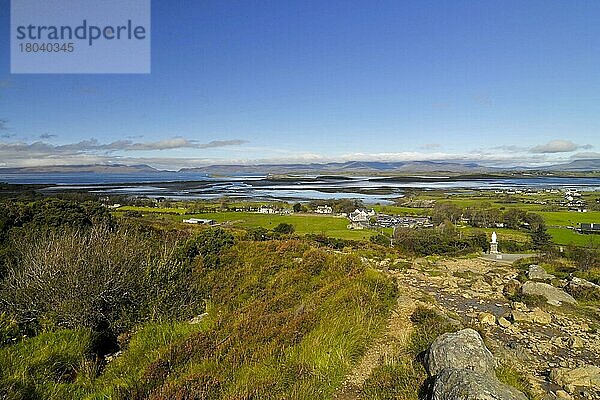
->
[179,160,494,175]
[1,159,599,175]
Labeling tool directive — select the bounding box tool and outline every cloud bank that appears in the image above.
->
[0,137,249,168]
[530,140,592,154]
[0,136,597,169]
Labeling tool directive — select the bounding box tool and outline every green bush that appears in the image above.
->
[496,363,535,399]
[175,228,235,269]
[0,226,204,349]
[273,222,295,235]
[0,313,20,347]
[0,232,397,399]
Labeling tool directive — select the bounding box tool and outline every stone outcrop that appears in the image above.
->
[521,281,577,306]
[426,328,496,376]
[431,368,528,400]
[478,312,496,326]
[527,264,555,281]
[550,365,600,394]
[426,329,528,400]
[566,277,600,300]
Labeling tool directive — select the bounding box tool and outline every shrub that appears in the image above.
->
[361,357,426,400]
[496,363,535,399]
[0,313,20,347]
[273,223,295,235]
[175,228,235,269]
[0,226,204,349]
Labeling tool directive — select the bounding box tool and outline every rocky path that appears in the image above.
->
[334,257,599,399]
[388,257,600,399]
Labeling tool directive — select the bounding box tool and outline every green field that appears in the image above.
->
[178,212,379,240]
[547,227,600,246]
[117,199,600,245]
[538,211,600,227]
[117,207,378,241]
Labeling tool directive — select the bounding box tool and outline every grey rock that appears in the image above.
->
[566,277,600,298]
[426,328,496,376]
[512,307,552,324]
[521,281,577,306]
[527,264,555,281]
[431,368,528,400]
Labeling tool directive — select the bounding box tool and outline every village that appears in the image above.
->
[181,202,434,231]
[105,186,600,247]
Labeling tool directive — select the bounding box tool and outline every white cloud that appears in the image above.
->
[530,140,580,153]
[0,137,249,168]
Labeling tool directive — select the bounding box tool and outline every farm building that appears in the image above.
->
[183,218,216,225]
[579,223,600,234]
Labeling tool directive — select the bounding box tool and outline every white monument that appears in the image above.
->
[490,231,499,254]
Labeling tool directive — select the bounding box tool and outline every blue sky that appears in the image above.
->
[1,0,599,168]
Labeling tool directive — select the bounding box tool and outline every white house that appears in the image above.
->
[348,209,375,222]
[347,209,376,229]
[315,205,333,214]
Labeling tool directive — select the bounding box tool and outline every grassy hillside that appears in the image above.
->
[0,238,397,399]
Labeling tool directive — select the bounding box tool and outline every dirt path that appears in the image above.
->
[333,291,419,400]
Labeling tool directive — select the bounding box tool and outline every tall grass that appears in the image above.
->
[0,238,398,399]
[0,329,95,400]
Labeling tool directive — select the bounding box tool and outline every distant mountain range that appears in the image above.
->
[179,160,493,174]
[180,159,600,174]
[1,159,599,175]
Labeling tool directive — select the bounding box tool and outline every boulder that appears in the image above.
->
[510,310,531,323]
[511,301,529,311]
[426,328,496,376]
[569,336,584,349]
[527,264,555,281]
[510,308,550,324]
[556,390,573,400]
[566,277,600,300]
[550,365,600,392]
[521,281,577,306]
[431,368,528,400]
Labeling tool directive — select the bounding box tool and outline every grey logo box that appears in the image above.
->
[11,0,151,74]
